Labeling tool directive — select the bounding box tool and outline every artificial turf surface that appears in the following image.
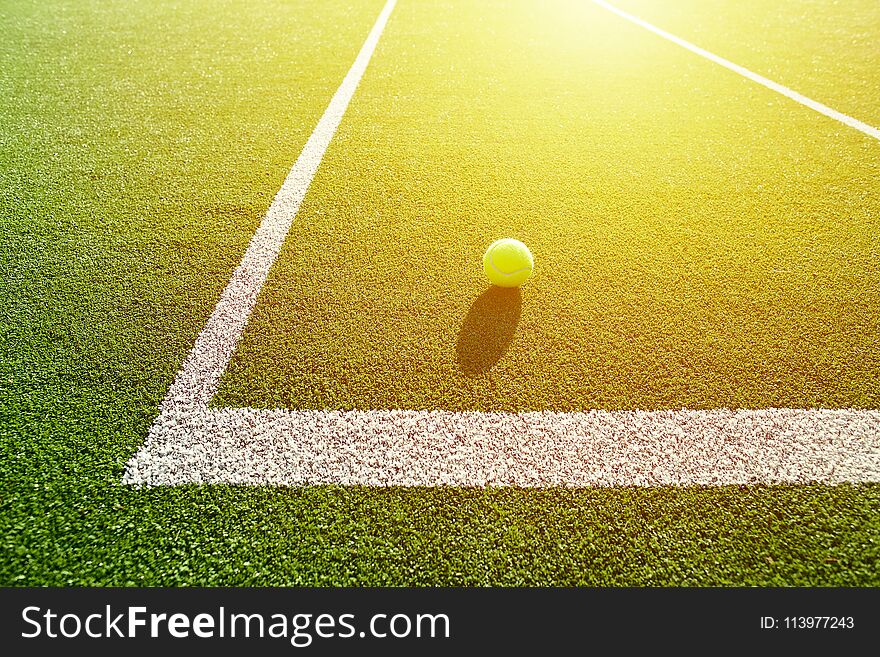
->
[216,0,880,412]
[2,0,878,586]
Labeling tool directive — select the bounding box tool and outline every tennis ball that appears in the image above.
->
[483,238,534,287]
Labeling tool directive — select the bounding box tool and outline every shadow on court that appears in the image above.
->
[456,286,521,375]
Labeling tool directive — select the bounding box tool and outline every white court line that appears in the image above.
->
[125,407,880,487]
[592,0,880,142]
[158,0,398,414]
[124,0,880,487]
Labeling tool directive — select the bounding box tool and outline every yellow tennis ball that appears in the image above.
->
[482,238,534,287]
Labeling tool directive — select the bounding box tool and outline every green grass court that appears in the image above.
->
[1,0,878,585]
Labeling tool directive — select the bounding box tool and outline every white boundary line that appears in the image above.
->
[591,0,880,142]
[124,0,880,488]
[158,0,398,415]
[126,407,880,487]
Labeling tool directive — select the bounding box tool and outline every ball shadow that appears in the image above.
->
[456,287,522,375]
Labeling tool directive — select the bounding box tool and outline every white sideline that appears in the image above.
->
[591,0,880,142]
[124,0,880,488]
[158,0,397,414]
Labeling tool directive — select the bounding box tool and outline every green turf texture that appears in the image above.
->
[215,0,880,413]
[1,0,878,586]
